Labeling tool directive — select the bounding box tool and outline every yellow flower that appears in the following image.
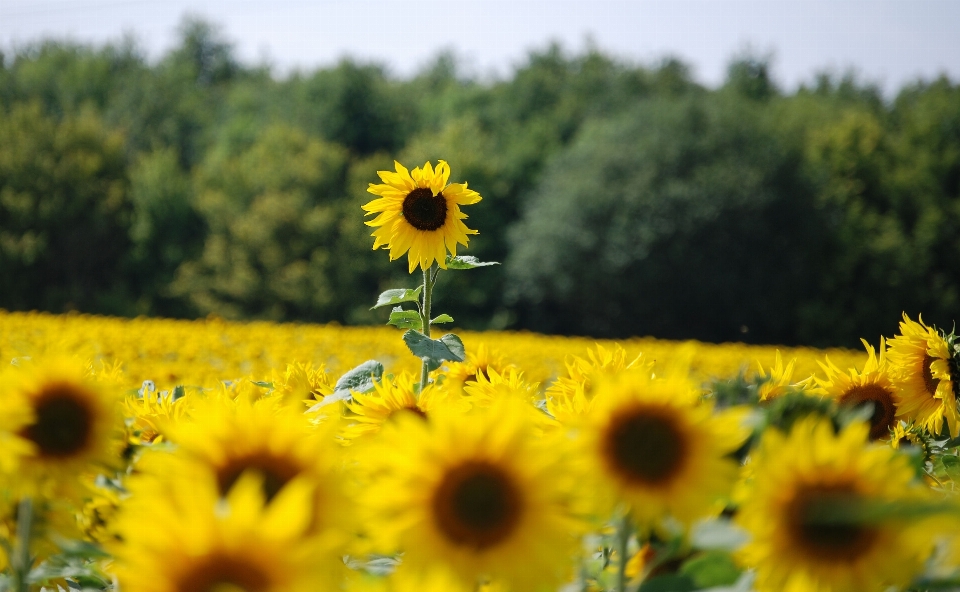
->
[547,344,653,422]
[577,373,748,524]
[813,339,899,440]
[0,358,122,498]
[342,372,456,442]
[363,160,482,273]
[736,416,932,592]
[441,344,512,396]
[121,388,190,445]
[462,366,541,409]
[756,350,801,401]
[363,401,585,591]
[112,471,341,592]
[887,313,958,437]
[271,360,335,409]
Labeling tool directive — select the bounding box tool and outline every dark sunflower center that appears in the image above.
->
[21,383,94,458]
[922,355,941,397]
[176,553,270,592]
[788,485,878,562]
[402,187,447,231]
[603,407,688,486]
[838,383,897,440]
[432,461,523,550]
[216,453,302,502]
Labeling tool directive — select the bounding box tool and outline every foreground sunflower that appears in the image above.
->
[112,471,339,592]
[737,416,932,592]
[813,339,899,440]
[363,401,585,591]
[887,313,959,437]
[0,358,121,498]
[363,160,482,273]
[576,372,748,524]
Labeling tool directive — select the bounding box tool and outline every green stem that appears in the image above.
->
[616,514,632,592]
[14,498,33,592]
[418,263,437,392]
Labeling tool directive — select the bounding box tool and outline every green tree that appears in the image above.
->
[0,102,130,313]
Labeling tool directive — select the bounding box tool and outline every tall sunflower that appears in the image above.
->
[112,470,341,592]
[0,358,122,498]
[887,313,959,437]
[813,339,899,441]
[576,373,748,524]
[363,160,482,273]
[362,401,585,591]
[736,416,932,592]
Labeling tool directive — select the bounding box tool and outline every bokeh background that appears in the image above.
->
[1,0,959,347]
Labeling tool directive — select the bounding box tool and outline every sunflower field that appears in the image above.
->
[2,159,960,592]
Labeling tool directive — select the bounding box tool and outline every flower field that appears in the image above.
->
[3,159,960,592]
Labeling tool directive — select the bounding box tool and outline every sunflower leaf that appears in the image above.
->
[430,314,454,325]
[444,255,499,270]
[679,551,741,588]
[402,331,465,371]
[371,287,422,310]
[388,308,423,331]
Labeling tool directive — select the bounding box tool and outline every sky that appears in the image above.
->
[1,0,958,93]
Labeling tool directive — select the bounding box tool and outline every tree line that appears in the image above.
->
[1,18,958,347]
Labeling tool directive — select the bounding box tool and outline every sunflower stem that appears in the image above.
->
[14,497,33,592]
[615,514,632,592]
[419,263,438,392]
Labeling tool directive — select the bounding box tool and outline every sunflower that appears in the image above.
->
[271,361,335,409]
[363,401,585,591]
[813,339,899,440]
[112,470,341,592]
[576,372,748,524]
[150,395,349,540]
[755,350,802,401]
[887,313,959,437]
[546,344,653,422]
[0,358,122,498]
[736,416,932,592]
[462,367,541,409]
[363,160,482,273]
[342,372,458,442]
[441,344,512,396]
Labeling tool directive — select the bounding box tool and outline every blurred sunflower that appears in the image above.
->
[271,361,335,409]
[151,395,349,538]
[462,367,541,409]
[547,344,653,422]
[363,160,482,273]
[342,372,457,442]
[112,471,340,592]
[577,373,748,524]
[0,358,122,497]
[755,350,801,401]
[442,344,511,396]
[814,339,899,441]
[363,401,585,591]
[736,416,931,592]
[887,314,958,437]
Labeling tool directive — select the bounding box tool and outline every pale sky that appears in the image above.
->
[1,0,958,93]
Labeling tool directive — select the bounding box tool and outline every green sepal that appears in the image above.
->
[402,330,465,372]
[371,286,422,310]
[444,255,499,270]
[431,314,454,325]
[388,307,423,331]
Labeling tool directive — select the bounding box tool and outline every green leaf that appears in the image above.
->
[679,551,741,588]
[371,287,422,309]
[250,380,274,389]
[942,455,960,481]
[171,385,186,400]
[444,255,499,270]
[402,331,465,372]
[430,314,454,325]
[637,574,696,592]
[388,307,423,331]
[309,360,383,411]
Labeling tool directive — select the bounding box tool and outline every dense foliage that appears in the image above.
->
[1,19,958,346]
